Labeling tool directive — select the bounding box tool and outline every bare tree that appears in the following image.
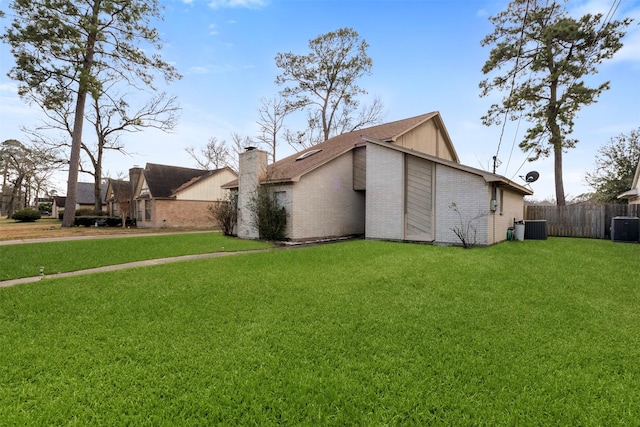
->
[256,96,288,163]
[30,89,180,211]
[0,139,62,217]
[229,132,255,171]
[185,137,232,170]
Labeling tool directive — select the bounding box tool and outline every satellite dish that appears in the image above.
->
[525,171,540,183]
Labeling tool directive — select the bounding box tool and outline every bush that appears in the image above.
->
[74,216,121,227]
[12,208,42,222]
[208,194,237,236]
[75,208,106,216]
[249,186,287,241]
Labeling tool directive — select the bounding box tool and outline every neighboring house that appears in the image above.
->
[104,179,133,221]
[52,182,108,218]
[129,163,237,228]
[617,158,640,204]
[226,111,533,246]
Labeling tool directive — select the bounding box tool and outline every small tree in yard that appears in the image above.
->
[208,193,237,236]
[449,203,488,249]
[249,186,287,241]
[585,128,640,204]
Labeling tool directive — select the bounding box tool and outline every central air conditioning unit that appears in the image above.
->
[611,217,640,243]
[524,220,548,240]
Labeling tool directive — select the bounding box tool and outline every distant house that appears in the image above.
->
[617,158,640,204]
[127,163,237,228]
[52,182,108,218]
[104,179,133,221]
[226,112,533,246]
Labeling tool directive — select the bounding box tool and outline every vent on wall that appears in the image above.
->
[611,217,640,243]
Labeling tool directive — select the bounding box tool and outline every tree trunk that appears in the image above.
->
[61,0,102,227]
[61,90,87,227]
[554,143,566,206]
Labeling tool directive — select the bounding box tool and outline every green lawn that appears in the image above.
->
[1,238,639,425]
[0,232,273,280]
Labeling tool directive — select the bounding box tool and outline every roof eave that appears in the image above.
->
[364,137,533,196]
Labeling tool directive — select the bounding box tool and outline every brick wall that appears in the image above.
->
[136,199,220,228]
[435,164,490,246]
[237,149,268,239]
[291,152,365,241]
[489,188,525,243]
[365,143,404,240]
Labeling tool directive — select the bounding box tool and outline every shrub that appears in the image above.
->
[75,208,106,216]
[449,202,488,249]
[208,194,237,236]
[105,217,123,227]
[249,186,287,241]
[12,208,42,222]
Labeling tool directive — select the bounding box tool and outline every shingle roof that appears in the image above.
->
[54,183,108,207]
[107,179,131,202]
[143,163,209,198]
[223,112,450,188]
[77,182,107,205]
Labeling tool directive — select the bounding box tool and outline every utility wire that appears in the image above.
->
[493,0,531,174]
[505,0,622,182]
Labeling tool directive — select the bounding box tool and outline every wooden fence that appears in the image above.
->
[524,204,640,239]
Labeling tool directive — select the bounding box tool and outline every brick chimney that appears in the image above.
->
[237,148,268,239]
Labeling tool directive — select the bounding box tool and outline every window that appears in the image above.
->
[137,201,143,221]
[145,200,151,221]
[296,149,322,161]
[274,191,287,209]
[111,202,119,217]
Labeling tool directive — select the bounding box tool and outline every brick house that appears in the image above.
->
[226,112,533,246]
[52,182,108,218]
[110,163,237,228]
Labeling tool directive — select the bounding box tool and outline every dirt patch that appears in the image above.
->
[0,218,215,241]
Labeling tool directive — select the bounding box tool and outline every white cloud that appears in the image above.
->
[188,66,210,74]
[208,0,267,10]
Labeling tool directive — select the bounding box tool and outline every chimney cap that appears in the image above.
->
[244,146,257,151]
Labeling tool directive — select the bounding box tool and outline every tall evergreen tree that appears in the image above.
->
[2,0,180,225]
[480,0,631,205]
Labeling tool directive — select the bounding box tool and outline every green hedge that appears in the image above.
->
[11,208,42,222]
[74,216,122,227]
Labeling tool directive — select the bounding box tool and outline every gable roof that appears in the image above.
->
[365,138,533,196]
[223,112,456,188]
[53,183,108,208]
[79,182,108,205]
[172,166,237,195]
[106,179,131,202]
[142,163,209,198]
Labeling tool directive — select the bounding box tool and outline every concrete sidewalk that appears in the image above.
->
[0,230,216,246]
[0,248,276,288]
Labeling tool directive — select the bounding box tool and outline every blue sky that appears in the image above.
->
[1,0,639,200]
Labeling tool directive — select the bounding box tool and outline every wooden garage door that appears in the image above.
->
[405,155,433,241]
